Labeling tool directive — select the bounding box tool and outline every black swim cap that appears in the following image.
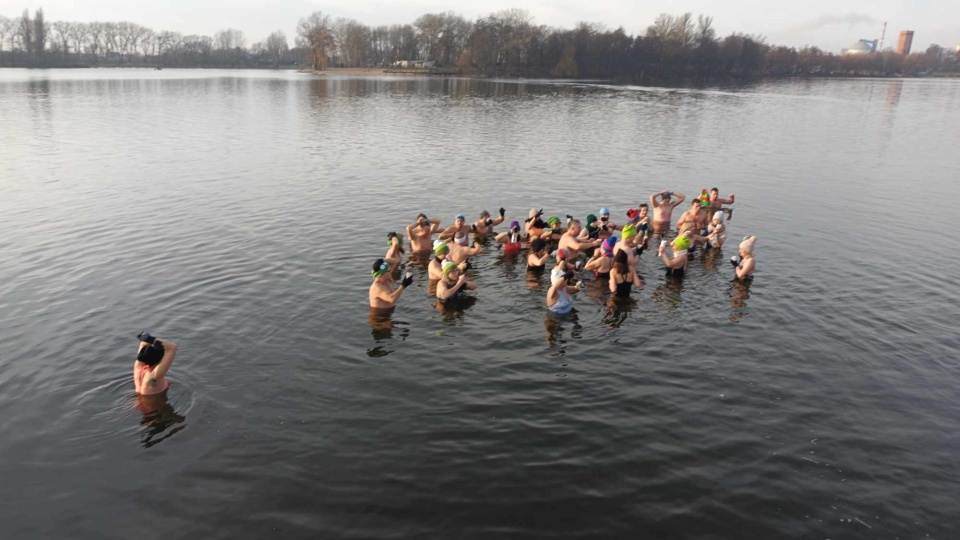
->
[137,341,165,366]
[531,239,546,252]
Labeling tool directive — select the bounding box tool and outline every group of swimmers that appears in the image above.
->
[368,188,757,315]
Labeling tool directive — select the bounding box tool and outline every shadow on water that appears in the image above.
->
[603,296,639,328]
[136,392,186,449]
[435,295,478,323]
[651,272,686,308]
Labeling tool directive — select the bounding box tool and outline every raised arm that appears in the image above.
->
[438,225,457,240]
[650,192,661,206]
[464,242,484,257]
[439,277,466,299]
[152,339,178,380]
[670,193,686,208]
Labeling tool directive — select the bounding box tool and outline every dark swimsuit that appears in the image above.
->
[613,275,632,298]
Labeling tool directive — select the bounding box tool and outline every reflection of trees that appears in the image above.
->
[137,394,186,449]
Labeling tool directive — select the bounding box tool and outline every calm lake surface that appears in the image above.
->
[1,69,959,539]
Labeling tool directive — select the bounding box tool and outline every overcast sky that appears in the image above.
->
[1,0,956,53]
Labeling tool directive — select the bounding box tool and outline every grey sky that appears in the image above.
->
[2,0,956,53]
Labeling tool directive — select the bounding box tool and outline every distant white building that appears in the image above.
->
[392,60,436,68]
[842,39,878,55]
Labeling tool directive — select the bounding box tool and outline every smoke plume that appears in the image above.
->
[785,13,878,34]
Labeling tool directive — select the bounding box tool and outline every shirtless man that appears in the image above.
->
[675,200,709,250]
[649,190,686,238]
[439,214,474,242]
[560,220,603,260]
[369,258,414,308]
[473,208,505,236]
[447,232,483,266]
[706,188,735,220]
[406,213,443,252]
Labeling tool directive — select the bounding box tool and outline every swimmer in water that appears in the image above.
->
[584,235,617,278]
[406,213,443,252]
[626,204,651,243]
[540,216,565,242]
[659,231,692,278]
[526,238,553,272]
[614,224,641,266]
[369,258,414,308]
[436,260,477,304]
[385,232,405,270]
[133,331,178,396]
[547,266,584,315]
[447,231,483,266]
[705,211,727,249]
[707,187,735,220]
[731,235,756,280]
[428,241,467,280]
[675,200,709,250]
[525,208,549,239]
[610,249,642,299]
[560,219,603,260]
[473,208,506,236]
[439,213,474,242]
[649,190,686,238]
[496,221,527,252]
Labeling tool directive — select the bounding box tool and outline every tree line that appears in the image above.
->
[1,8,957,79]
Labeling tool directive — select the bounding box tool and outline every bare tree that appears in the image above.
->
[33,8,47,62]
[18,10,33,55]
[264,30,288,67]
[297,11,334,70]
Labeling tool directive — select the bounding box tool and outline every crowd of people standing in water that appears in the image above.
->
[368,187,757,315]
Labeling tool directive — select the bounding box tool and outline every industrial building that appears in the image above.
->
[842,39,877,55]
[897,31,914,55]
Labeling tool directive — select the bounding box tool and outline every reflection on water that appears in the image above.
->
[728,279,753,324]
[545,311,582,351]
[136,393,186,449]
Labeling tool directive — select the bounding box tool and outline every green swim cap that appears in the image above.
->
[622,224,638,239]
[434,241,449,256]
[674,235,692,251]
[442,261,458,276]
[547,216,560,227]
[387,232,402,246]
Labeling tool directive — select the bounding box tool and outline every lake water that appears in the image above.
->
[1,69,959,539]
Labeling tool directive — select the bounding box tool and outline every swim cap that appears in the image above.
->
[550,266,567,285]
[586,214,597,225]
[547,216,560,227]
[371,258,390,277]
[739,236,756,255]
[673,234,692,251]
[531,238,546,252]
[599,207,610,216]
[626,208,639,223]
[480,210,490,218]
[510,220,520,231]
[433,241,449,256]
[455,214,466,221]
[602,236,617,253]
[622,224,638,239]
[455,234,468,245]
[713,211,724,223]
[442,261,458,276]
[529,208,538,219]
[387,232,402,246]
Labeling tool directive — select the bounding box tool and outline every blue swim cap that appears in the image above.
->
[455,214,465,221]
[599,207,610,216]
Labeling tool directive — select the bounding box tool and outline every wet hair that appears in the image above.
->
[137,341,165,367]
[614,249,629,275]
[531,238,546,253]
[638,203,648,209]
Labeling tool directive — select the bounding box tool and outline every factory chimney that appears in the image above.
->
[878,22,887,51]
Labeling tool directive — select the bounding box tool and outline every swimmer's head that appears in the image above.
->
[387,232,402,246]
[599,207,610,221]
[550,266,568,285]
[739,235,756,256]
[455,214,465,225]
[479,210,490,219]
[529,208,538,219]
[586,214,598,226]
[673,234,692,251]
[547,216,561,228]
[626,208,639,224]
[602,236,617,253]
[531,238,546,254]
[568,220,582,235]
[710,187,719,199]
[510,220,521,232]
[622,224,638,240]
[433,240,449,256]
[712,211,724,224]
[137,340,165,366]
[691,200,702,210]
[638,203,649,215]
[442,260,458,278]
[454,232,468,245]
[662,192,672,200]
[371,258,390,278]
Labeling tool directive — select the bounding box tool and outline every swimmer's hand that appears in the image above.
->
[576,281,585,290]
[499,207,505,217]
[485,218,493,226]
[457,275,467,284]
[401,272,414,288]
[730,256,741,268]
